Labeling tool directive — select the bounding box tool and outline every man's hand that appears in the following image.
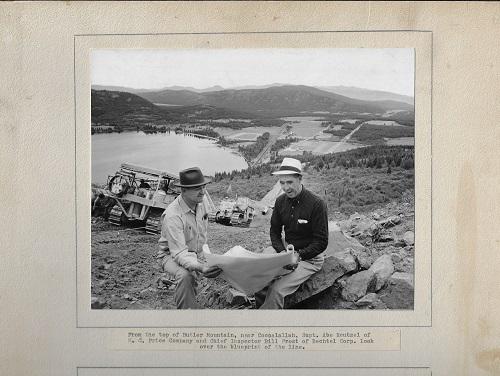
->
[283,251,301,271]
[201,264,222,278]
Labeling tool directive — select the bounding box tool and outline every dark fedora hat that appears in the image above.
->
[174,167,211,188]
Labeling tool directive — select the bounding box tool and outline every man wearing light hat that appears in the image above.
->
[257,157,328,309]
[157,167,221,309]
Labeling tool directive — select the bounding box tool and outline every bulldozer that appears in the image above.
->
[100,163,179,234]
[207,196,255,227]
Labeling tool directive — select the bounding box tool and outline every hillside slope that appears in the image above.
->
[91,90,255,125]
[91,90,167,124]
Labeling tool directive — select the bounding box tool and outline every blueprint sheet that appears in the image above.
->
[202,245,294,295]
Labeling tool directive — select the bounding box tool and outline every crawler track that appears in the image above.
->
[230,213,251,227]
[108,205,126,226]
[145,215,162,235]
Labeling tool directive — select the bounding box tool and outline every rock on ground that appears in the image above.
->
[341,270,376,302]
[284,222,362,307]
[350,247,373,269]
[284,249,358,307]
[332,249,357,271]
[403,231,415,246]
[226,288,248,306]
[340,213,379,244]
[379,272,414,309]
[379,215,402,228]
[369,254,394,291]
[355,293,378,307]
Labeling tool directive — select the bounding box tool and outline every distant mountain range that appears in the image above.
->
[91,85,225,94]
[136,85,413,115]
[92,84,414,105]
[91,84,414,124]
[318,86,414,105]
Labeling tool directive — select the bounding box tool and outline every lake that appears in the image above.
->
[92,132,248,184]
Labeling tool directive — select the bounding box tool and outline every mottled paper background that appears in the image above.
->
[1,2,499,376]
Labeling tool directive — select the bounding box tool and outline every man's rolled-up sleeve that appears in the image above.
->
[298,199,329,260]
[163,215,199,271]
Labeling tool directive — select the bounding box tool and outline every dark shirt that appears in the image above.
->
[270,186,328,260]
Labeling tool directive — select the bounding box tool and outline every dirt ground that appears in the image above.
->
[91,195,414,310]
[91,210,273,309]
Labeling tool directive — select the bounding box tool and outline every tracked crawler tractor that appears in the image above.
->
[208,197,255,227]
[101,163,179,235]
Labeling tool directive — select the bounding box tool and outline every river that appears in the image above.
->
[92,132,248,184]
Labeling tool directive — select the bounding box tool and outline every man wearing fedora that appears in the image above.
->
[157,167,221,309]
[257,157,328,309]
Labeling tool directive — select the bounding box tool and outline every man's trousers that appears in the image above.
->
[256,247,324,309]
[161,256,201,309]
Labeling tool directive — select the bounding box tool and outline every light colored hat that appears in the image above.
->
[272,157,303,175]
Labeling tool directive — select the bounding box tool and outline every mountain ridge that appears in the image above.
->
[318,85,414,105]
[136,85,413,116]
[91,85,415,125]
[92,84,414,105]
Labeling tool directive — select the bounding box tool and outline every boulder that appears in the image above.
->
[379,272,414,309]
[284,254,358,307]
[355,293,378,307]
[403,231,415,246]
[226,288,248,306]
[341,270,376,302]
[350,248,373,269]
[332,249,357,271]
[379,215,401,228]
[369,254,394,291]
[284,222,363,307]
[340,214,379,243]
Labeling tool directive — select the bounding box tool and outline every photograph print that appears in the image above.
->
[90,48,415,310]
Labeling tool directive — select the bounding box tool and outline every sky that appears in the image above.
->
[91,48,414,97]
